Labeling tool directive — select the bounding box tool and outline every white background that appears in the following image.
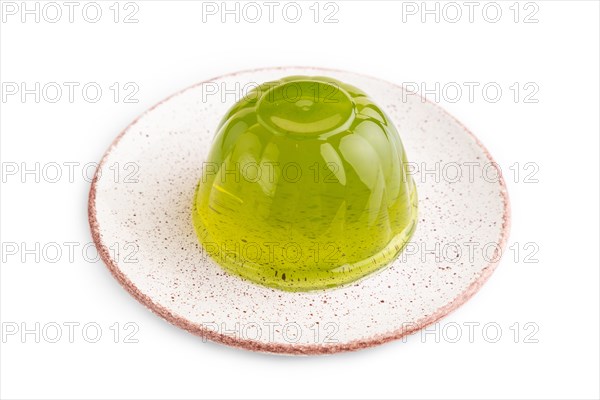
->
[1,1,599,399]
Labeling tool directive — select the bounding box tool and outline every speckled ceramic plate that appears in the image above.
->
[89,67,510,355]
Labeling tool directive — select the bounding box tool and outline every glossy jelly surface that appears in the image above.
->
[193,76,418,291]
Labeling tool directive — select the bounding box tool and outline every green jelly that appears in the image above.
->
[193,76,417,291]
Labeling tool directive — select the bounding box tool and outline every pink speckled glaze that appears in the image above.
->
[89,67,510,355]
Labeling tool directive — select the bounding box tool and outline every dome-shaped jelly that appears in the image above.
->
[193,76,417,291]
